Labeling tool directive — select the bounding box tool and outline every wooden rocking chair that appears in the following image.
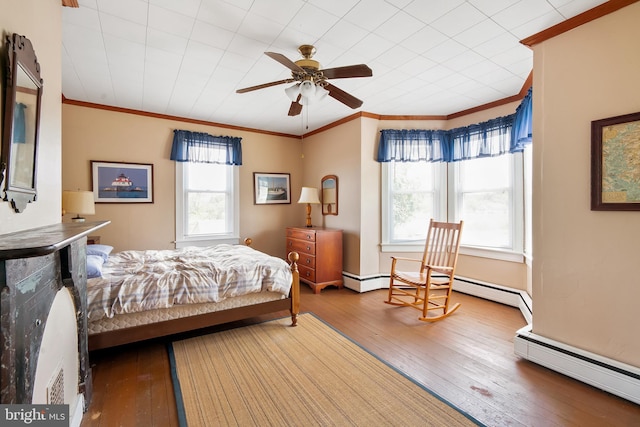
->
[385,219,463,322]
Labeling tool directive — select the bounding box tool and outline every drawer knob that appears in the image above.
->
[306,259,311,264]
[306,246,311,251]
[305,272,311,277]
[306,234,312,240]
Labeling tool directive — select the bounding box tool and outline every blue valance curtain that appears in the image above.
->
[170,129,242,165]
[377,88,532,163]
[376,129,449,163]
[510,87,532,152]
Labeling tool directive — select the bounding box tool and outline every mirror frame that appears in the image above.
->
[1,33,43,212]
[321,175,338,216]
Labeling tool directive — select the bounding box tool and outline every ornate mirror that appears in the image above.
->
[321,175,338,216]
[1,34,43,212]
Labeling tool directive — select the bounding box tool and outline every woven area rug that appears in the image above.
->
[169,313,483,426]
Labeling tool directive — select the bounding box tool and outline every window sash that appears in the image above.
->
[175,162,239,248]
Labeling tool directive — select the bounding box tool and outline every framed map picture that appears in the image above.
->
[591,111,640,211]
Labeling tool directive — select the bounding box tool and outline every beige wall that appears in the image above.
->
[62,104,302,258]
[0,0,61,233]
[300,119,362,273]
[532,2,640,366]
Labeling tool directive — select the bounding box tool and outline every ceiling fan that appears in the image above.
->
[236,45,373,116]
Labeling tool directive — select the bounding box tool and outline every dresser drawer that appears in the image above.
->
[286,238,316,255]
[298,264,316,282]
[286,228,316,241]
[297,253,315,269]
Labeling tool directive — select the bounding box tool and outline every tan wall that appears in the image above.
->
[301,119,362,273]
[532,2,640,366]
[0,0,62,233]
[62,104,302,258]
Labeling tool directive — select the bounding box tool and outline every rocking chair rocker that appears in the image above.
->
[385,219,463,322]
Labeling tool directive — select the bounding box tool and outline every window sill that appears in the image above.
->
[175,236,239,249]
[380,242,524,263]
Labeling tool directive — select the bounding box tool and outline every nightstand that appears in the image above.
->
[87,236,100,245]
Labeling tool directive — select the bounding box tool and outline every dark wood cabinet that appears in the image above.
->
[286,227,343,294]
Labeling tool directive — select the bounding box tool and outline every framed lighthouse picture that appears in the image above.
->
[91,161,154,203]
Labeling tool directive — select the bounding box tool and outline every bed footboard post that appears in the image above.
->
[288,252,300,326]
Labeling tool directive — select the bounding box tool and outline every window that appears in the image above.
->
[450,154,523,252]
[382,161,446,243]
[382,153,524,260]
[175,161,239,248]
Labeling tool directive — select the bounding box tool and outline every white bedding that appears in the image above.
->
[87,244,292,322]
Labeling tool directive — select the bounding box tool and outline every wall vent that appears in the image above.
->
[47,366,64,405]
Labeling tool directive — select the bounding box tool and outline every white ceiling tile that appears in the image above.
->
[249,0,305,25]
[424,39,467,63]
[317,20,369,51]
[401,26,449,55]
[99,13,147,44]
[235,13,286,45]
[307,0,359,16]
[197,0,246,32]
[190,20,235,50]
[343,0,399,31]
[404,0,466,24]
[430,2,487,37]
[289,3,341,38]
[492,0,555,31]
[556,0,607,18]
[510,10,565,40]
[375,11,425,44]
[453,19,506,49]
[96,0,149,25]
[149,0,201,18]
[467,0,520,17]
[148,5,195,38]
[146,28,188,56]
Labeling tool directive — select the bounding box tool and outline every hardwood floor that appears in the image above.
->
[81,287,640,427]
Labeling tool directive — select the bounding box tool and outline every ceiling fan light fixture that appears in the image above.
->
[316,85,329,101]
[285,83,301,101]
[299,80,316,98]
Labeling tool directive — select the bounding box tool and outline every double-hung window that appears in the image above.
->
[171,130,241,248]
[175,161,239,248]
[449,153,523,256]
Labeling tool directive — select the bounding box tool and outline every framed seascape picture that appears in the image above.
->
[591,111,640,211]
[253,172,291,204]
[91,161,154,203]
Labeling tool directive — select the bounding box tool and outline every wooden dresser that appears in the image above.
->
[286,227,343,294]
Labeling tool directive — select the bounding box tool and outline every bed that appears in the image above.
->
[85,241,300,351]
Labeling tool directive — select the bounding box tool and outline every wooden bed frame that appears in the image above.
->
[87,250,300,351]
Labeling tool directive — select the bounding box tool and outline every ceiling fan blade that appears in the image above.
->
[325,83,363,109]
[320,64,373,79]
[288,95,303,116]
[236,79,294,94]
[265,52,305,73]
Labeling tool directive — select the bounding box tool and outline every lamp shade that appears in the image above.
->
[298,187,321,204]
[322,188,336,204]
[62,190,95,222]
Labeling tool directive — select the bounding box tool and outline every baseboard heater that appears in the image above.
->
[514,325,640,405]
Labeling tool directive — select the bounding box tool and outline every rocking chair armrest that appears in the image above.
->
[390,256,422,263]
[424,265,454,274]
